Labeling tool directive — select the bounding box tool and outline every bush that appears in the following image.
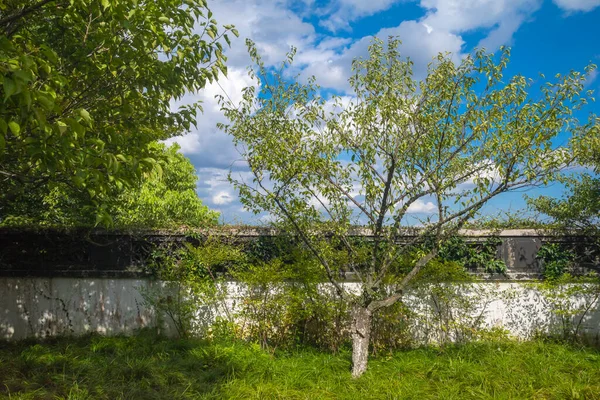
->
[140,236,509,353]
[537,242,575,280]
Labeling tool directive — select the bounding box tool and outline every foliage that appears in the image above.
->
[438,236,506,274]
[529,109,600,234]
[0,0,237,224]
[530,176,600,233]
[464,210,551,230]
[2,335,600,399]
[0,143,219,228]
[228,256,350,352]
[144,237,352,350]
[110,144,219,229]
[536,242,576,280]
[371,258,503,353]
[533,274,600,341]
[143,236,505,353]
[219,36,596,375]
[139,233,591,355]
[141,238,243,337]
[406,258,504,347]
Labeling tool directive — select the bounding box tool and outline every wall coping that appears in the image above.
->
[0,226,588,238]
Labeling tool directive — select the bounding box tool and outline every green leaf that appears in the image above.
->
[8,121,20,135]
[72,176,85,187]
[79,109,91,124]
[57,121,68,134]
[13,70,32,83]
[3,77,16,100]
[37,94,54,110]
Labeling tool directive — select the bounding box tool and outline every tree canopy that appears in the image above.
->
[0,0,236,224]
[220,37,598,377]
[530,121,600,233]
[0,143,219,228]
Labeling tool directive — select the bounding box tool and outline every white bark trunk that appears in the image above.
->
[351,305,372,378]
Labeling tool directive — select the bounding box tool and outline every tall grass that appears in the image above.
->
[1,332,599,399]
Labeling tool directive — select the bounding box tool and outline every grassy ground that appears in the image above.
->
[1,333,599,399]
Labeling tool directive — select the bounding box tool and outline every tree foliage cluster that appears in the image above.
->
[530,135,600,233]
[1,143,219,228]
[1,0,234,226]
[530,126,600,277]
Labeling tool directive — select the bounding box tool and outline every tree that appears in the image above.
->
[109,143,219,229]
[0,143,219,228]
[220,38,598,377]
[0,0,236,223]
[529,123,600,234]
[529,118,600,275]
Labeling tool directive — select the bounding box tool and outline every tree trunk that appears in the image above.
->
[351,305,372,378]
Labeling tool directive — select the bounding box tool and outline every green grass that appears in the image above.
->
[1,332,599,399]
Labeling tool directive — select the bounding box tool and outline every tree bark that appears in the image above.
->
[351,305,372,378]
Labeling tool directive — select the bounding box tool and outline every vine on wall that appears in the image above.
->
[140,234,515,352]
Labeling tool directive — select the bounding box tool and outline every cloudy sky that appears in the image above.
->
[165,0,600,224]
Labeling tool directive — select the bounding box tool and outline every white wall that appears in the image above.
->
[1,278,599,341]
[0,278,158,340]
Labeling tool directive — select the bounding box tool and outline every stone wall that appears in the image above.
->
[1,228,599,341]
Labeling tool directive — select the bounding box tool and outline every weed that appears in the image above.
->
[1,334,599,399]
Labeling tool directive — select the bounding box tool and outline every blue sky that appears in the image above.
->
[166,0,600,224]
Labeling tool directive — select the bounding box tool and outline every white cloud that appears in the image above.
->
[418,0,543,51]
[476,13,528,50]
[196,168,231,204]
[318,0,404,32]
[204,0,318,69]
[407,199,437,213]
[212,191,234,205]
[302,20,464,93]
[553,0,600,12]
[164,67,256,168]
[420,0,541,34]
[195,167,261,223]
[584,68,598,88]
[308,195,331,210]
[299,0,547,93]
[164,0,336,219]
[461,161,502,187]
[379,20,465,72]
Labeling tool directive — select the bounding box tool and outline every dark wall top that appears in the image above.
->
[0,228,597,280]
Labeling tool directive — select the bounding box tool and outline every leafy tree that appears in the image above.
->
[220,38,597,377]
[529,129,600,233]
[0,143,219,228]
[0,0,236,223]
[530,118,600,276]
[110,144,219,229]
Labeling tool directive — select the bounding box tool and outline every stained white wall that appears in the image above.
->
[0,278,159,340]
[1,278,599,341]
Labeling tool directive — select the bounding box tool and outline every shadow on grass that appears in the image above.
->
[0,330,257,399]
